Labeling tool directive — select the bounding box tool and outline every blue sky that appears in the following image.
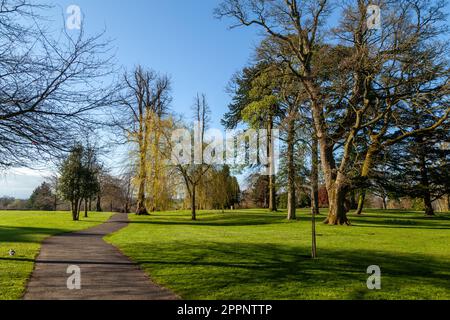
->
[61,0,260,128]
[1,0,260,198]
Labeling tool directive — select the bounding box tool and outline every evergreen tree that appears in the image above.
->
[29,182,55,211]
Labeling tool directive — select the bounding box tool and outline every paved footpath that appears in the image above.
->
[24,213,179,300]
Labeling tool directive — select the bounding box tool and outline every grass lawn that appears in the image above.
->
[0,211,112,300]
[107,209,450,300]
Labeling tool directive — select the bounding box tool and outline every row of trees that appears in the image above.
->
[216,0,450,224]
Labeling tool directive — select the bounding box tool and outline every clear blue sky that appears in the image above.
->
[59,0,260,128]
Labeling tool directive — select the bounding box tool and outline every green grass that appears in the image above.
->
[107,209,450,300]
[0,211,112,300]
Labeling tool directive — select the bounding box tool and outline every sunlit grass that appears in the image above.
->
[107,209,450,300]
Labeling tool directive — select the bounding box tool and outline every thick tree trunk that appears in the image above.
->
[191,187,196,221]
[287,118,296,220]
[136,177,148,215]
[311,132,320,216]
[306,85,354,225]
[356,190,366,215]
[323,183,350,225]
[318,140,350,225]
[309,98,350,225]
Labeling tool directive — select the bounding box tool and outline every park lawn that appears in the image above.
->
[0,211,112,300]
[107,209,450,300]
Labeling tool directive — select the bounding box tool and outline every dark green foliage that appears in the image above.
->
[374,127,450,214]
[58,145,100,220]
[29,182,54,211]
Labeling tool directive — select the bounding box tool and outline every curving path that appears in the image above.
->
[23,213,179,300]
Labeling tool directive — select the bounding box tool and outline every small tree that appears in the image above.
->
[59,145,99,221]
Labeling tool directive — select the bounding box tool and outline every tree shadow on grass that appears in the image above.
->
[122,241,450,300]
[350,217,450,230]
[131,211,450,229]
[0,226,73,244]
[129,214,288,227]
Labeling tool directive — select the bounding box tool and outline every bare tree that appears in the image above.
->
[0,0,116,169]
[172,94,212,221]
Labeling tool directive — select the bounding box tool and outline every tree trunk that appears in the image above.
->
[287,118,296,220]
[268,115,277,212]
[78,201,82,221]
[53,195,57,211]
[423,192,434,216]
[419,153,435,216]
[310,99,350,226]
[72,199,79,221]
[311,203,317,259]
[84,198,88,218]
[318,139,350,225]
[311,132,320,216]
[96,194,102,212]
[136,176,148,215]
[191,186,196,221]
[355,145,378,216]
[356,190,366,215]
[88,198,92,211]
[382,196,387,210]
[323,183,350,225]
[349,191,357,210]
